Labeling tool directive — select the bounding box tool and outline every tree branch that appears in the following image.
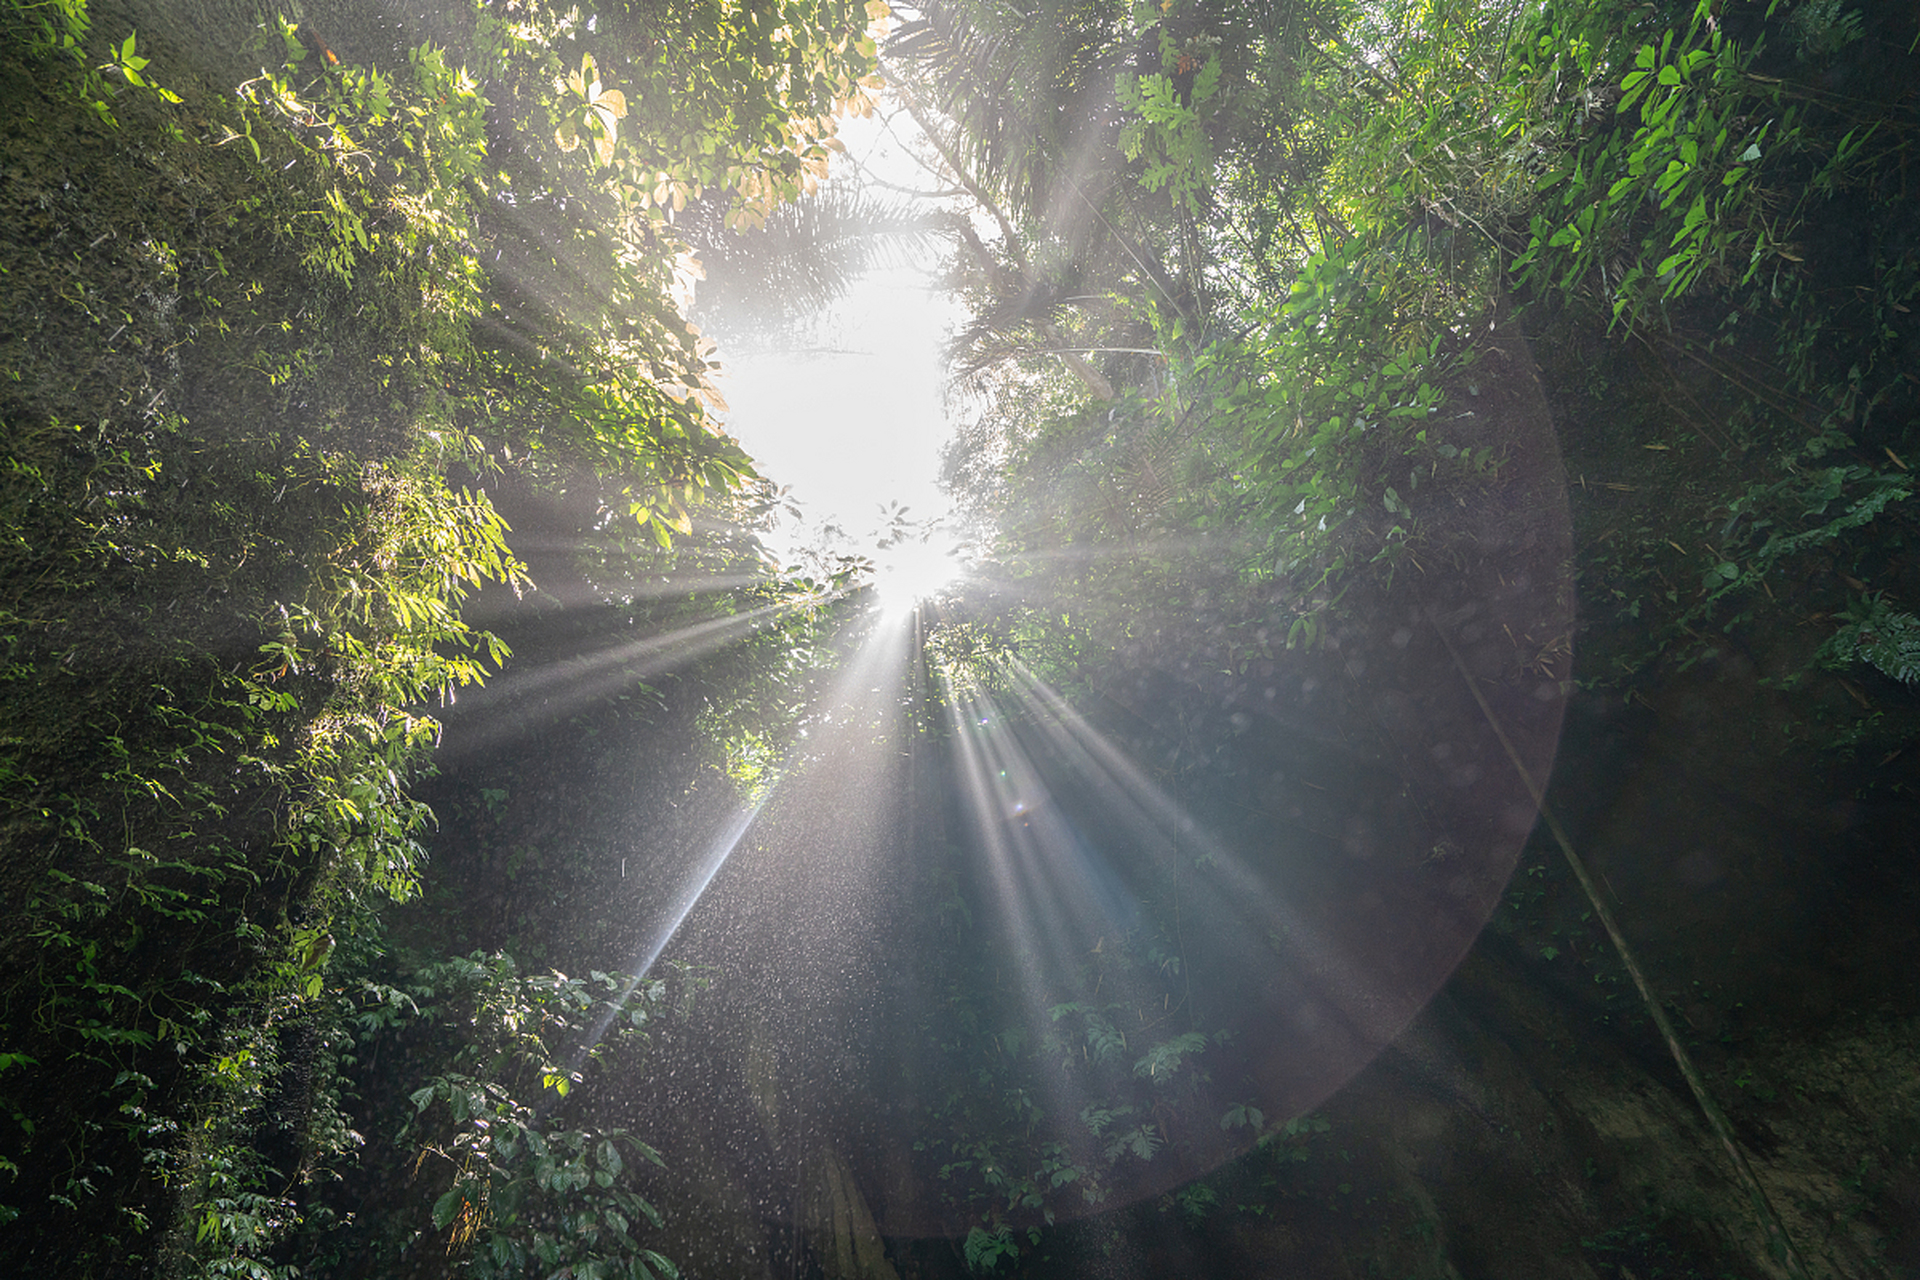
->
[889,74,1029,276]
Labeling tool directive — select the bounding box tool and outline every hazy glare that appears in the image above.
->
[712,114,964,576]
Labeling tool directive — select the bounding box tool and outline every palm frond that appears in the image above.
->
[681,181,955,343]
[887,0,1133,229]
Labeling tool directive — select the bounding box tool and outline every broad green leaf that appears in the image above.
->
[432,1186,464,1230]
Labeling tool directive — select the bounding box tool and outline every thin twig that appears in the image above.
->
[1431,609,1813,1280]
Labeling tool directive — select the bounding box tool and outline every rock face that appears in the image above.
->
[806,1147,904,1280]
[627,664,1918,1280]
[1284,946,1920,1280]
[949,663,1920,1280]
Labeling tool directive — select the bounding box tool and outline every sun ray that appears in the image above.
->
[571,796,767,1073]
[565,606,920,1072]
[436,600,795,759]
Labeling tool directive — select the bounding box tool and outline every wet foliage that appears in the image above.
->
[0,0,879,1272]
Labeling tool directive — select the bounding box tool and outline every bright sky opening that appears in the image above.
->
[712,112,968,609]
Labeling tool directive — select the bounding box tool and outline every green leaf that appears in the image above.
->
[1192,55,1222,103]
[432,1186,464,1230]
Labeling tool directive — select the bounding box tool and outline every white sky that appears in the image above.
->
[716,266,959,553]
[710,112,966,574]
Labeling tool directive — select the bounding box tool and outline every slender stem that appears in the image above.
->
[1061,171,1188,319]
[1431,612,1814,1280]
[888,75,1028,274]
[890,80,1116,399]
[1030,347,1167,357]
